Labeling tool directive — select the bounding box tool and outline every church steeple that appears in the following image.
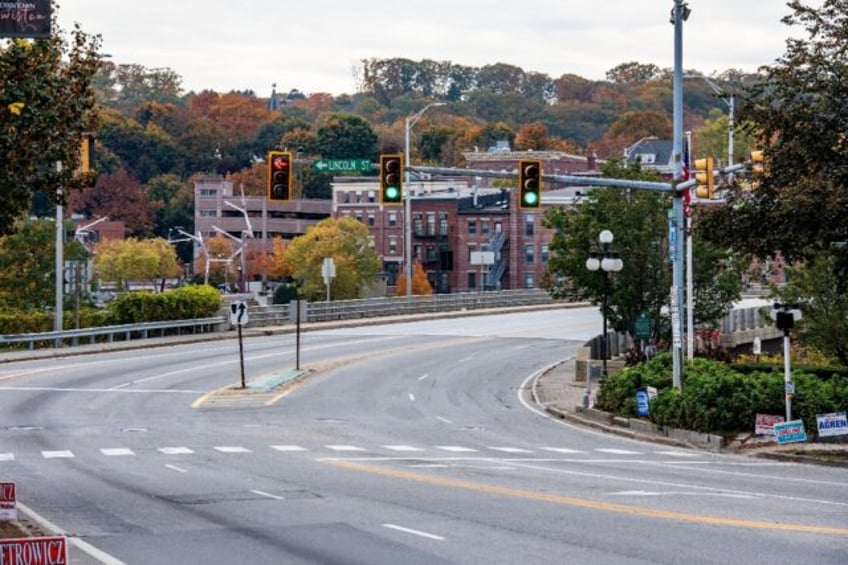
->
[268,83,280,111]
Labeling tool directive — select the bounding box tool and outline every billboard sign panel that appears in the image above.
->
[0,1,52,38]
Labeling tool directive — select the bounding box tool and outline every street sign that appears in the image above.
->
[634,312,652,340]
[313,159,371,173]
[229,301,248,326]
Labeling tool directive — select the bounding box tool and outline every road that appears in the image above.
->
[0,308,846,564]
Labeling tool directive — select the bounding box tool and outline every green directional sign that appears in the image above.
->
[312,159,372,173]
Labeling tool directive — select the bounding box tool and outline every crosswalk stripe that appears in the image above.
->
[596,448,642,455]
[0,453,14,461]
[214,446,251,453]
[101,448,135,457]
[541,447,585,454]
[489,447,534,453]
[159,447,194,455]
[42,450,74,459]
[325,445,366,452]
[654,450,700,457]
[434,446,477,452]
[270,445,308,452]
[383,445,425,452]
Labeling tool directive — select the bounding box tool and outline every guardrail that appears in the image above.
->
[0,317,227,351]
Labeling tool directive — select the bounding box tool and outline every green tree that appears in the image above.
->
[542,161,743,342]
[93,237,180,290]
[285,217,381,301]
[0,218,60,309]
[702,0,848,262]
[0,7,102,235]
[312,114,379,160]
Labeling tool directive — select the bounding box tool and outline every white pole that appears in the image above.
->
[783,333,792,421]
[404,118,412,297]
[54,162,64,340]
[685,131,694,360]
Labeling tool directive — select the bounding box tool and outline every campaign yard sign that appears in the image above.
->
[754,414,785,436]
[816,412,848,438]
[0,1,51,38]
[0,482,15,521]
[774,420,807,444]
[0,536,67,565]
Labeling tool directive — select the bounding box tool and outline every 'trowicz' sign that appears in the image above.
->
[0,537,68,565]
[0,1,51,38]
[0,482,16,521]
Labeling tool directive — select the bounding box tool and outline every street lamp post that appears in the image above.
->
[404,102,446,297]
[584,229,624,408]
[685,74,735,167]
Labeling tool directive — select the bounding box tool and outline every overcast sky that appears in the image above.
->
[57,1,805,97]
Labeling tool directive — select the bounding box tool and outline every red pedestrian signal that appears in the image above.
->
[267,151,292,202]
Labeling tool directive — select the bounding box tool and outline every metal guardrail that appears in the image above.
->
[0,317,227,351]
[246,289,558,327]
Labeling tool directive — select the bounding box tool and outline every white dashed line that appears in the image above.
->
[0,453,14,461]
[489,447,534,454]
[542,447,585,454]
[325,445,366,452]
[383,445,425,452]
[435,445,477,452]
[251,489,286,501]
[383,523,445,541]
[596,448,642,455]
[101,448,135,457]
[271,445,308,452]
[42,450,74,459]
[159,447,194,455]
[165,464,187,473]
[214,446,252,454]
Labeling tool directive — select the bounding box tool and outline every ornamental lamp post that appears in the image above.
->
[584,229,624,407]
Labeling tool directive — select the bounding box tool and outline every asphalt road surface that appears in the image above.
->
[1,308,845,564]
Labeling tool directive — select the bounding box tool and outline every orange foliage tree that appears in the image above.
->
[395,260,433,296]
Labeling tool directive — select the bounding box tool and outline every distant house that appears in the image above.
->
[623,137,674,177]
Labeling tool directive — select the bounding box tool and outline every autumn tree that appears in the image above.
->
[266,237,293,280]
[0,7,102,235]
[0,218,63,309]
[514,122,551,151]
[395,260,433,296]
[68,168,155,237]
[93,237,180,290]
[285,217,381,301]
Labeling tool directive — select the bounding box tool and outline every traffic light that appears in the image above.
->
[267,151,292,202]
[750,150,765,177]
[694,156,715,199]
[518,159,542,209]
[79,134,94,172]
[379,154,403,205]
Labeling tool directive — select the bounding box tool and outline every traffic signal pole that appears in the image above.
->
[670,0,687,389]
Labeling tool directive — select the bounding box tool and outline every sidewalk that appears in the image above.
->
[531,358,848,465]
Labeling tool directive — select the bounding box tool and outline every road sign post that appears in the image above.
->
[230,302,248,388]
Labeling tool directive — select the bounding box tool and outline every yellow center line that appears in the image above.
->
[325,459,848,537]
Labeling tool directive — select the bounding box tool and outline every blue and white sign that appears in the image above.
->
[635,390,650,417]
[816,412,848,438]
[774,420,807,444]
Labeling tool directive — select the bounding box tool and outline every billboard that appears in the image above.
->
[0,1,51,39]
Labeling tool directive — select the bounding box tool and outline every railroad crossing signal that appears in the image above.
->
[518,159,542,209]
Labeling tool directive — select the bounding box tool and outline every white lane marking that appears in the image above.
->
[0,453,14,461]
[0,386,198,394]
[383,523,445,541]
[436,416,453,424]
[17,501,127,565]
[165,464,187,473]
[101,448,135,457]
[159,447,194,455]
[214,446,251,453]
[42,450,73,459]
[596,448,642,455]
[409,393,416,402]
[435,445,477,452]
[251,489,286,501]
[417,374,430,381]
[409,464,449,468]
[541,447,585,454]
[610,490,756,499]
[654,450,700,457]
[488,447,534,454]
[457,357,473,363]
[383,445,425,452]
[325,445,366,452]
[271,445,308,452]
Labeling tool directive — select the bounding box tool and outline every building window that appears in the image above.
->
[481,219,490,235]
[367,213,375,227]
[200,189,217,197]
[388,212,397,227]
[541,244,550,264]
[200,210,217,217]
[495,221,503,233]
[426,213,436,236]
[468,272,476,290]
[439,212,449,236]
[343,192,351,203]
[388,237,398,255]
[524,244,534,263]
[525,214,535,237]
[413,214,423,236]
[367,191,376,203]
[468,220,477,235]
[524,272,535,288]
[467,244,476,261]
[414,244,423,261]
[355,212,363,224]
